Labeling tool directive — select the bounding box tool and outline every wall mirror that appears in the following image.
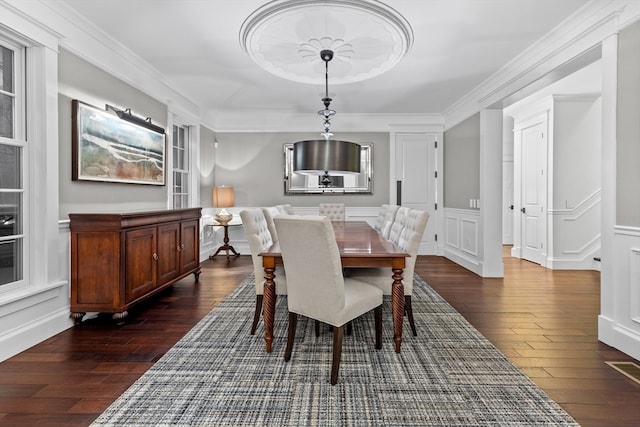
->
[283,143,373,194]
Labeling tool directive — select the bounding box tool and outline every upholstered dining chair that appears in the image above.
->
[374,204,399,239]
[318,202,345,221]
[239,208,287,335]
[261,206,281,243]
[348,208,429,336]
[274,215,383,385]
[275,204,295,214]
[388,206,410,243]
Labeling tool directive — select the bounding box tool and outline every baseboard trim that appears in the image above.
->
[0,308,73,362]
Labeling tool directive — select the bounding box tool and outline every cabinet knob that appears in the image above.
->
[181,243,185,250]
[177,244,182,252]
[153,253,158,261]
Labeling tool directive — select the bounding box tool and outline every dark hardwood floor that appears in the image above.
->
[1,251,639,426]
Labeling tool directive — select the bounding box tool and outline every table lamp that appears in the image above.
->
[213,186,234,225]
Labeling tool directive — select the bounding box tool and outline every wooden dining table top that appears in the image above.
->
[260,220,409,266]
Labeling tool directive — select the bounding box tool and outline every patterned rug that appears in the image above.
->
[92,274,578,426]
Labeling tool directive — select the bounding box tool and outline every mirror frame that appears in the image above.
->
[283,142,373,194]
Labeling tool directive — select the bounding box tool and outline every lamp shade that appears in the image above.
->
[213,186,234,208]
[293,139,361,175]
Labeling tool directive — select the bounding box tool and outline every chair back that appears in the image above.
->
[390,208,429,294]
[375,204,399,239]
[388,206,410,243]
[319,203,345,221]
[275,204,294,214]
[373,204,389,231]
[274,215,345,325]
[261,206,281,243]
[239,208,277,293]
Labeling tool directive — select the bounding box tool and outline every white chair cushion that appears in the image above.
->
[275,204,294,214]
[349,208,429,296]
[274,215,381,327]
[379,205,399,239]
[388,206,410,243]
[319,203,345,221]
[239,208,287,295]
[261,206,281,243]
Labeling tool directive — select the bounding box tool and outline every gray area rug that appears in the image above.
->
[92,274,578,426]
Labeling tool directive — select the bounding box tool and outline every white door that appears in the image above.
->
[502,160,514,244]
[395,132,437,253]
[520,122,547,265]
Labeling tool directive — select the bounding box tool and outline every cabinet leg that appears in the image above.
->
[71,312,86,326]
[194,267,201,282]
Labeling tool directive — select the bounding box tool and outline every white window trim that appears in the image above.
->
[0,19,61,303]
[167,110,199,209]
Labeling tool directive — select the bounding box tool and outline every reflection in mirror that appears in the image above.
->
[284,143,372,194]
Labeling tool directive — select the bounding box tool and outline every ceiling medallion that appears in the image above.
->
[239,0,413,85]
[299,37,354,64]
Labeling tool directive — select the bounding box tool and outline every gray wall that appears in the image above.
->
[617,21,640,227]
[59,49,392,215]
[443,113,480,209]
[202,132,390,208]
[58,48,169,219]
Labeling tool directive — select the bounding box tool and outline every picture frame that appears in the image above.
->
[72,100,166,185]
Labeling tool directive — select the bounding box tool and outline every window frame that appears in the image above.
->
[0,37,27,293]
[171,122,190,209]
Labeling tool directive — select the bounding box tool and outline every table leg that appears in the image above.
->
[391,267,405,353]
[263,259,276,353]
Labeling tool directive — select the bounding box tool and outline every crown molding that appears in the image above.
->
[0,1,61,49]
[443,0,636,130]
[3,0,201,121]
[204,111,443,133]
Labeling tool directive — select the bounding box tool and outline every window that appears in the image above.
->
[172,123,189,208]
[0,41,25,289]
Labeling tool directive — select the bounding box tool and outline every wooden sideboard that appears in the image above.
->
[69,208,202,325]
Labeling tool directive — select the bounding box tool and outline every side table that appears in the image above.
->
[208,221,241,262]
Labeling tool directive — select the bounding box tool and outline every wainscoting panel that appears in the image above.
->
[443,208,482,275]
[548,190,601,270]
[599,227,640,362]
[462,218,479,256]
[630,247,640,325]
[446,216,459,248]
[0,221,73,362]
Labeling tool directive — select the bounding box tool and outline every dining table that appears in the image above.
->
[259,220,409,353]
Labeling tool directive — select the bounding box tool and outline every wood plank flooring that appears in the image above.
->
[1,251,639,426]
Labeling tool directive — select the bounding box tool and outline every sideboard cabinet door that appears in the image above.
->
[157,222,181,286]
[125,227,157,303]
[180,219,199,274]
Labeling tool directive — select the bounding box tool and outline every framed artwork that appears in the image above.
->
[72,100,166,185]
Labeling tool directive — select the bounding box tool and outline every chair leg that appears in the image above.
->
[331,325,344,385]
[284,312,297,362]
[250,295,263,335]
[405,295,417,336]
[374,305,382,349]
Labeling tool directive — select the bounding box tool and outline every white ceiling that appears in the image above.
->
[58,0,591,125]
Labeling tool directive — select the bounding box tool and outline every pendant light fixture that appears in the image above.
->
[293,49,361,177]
